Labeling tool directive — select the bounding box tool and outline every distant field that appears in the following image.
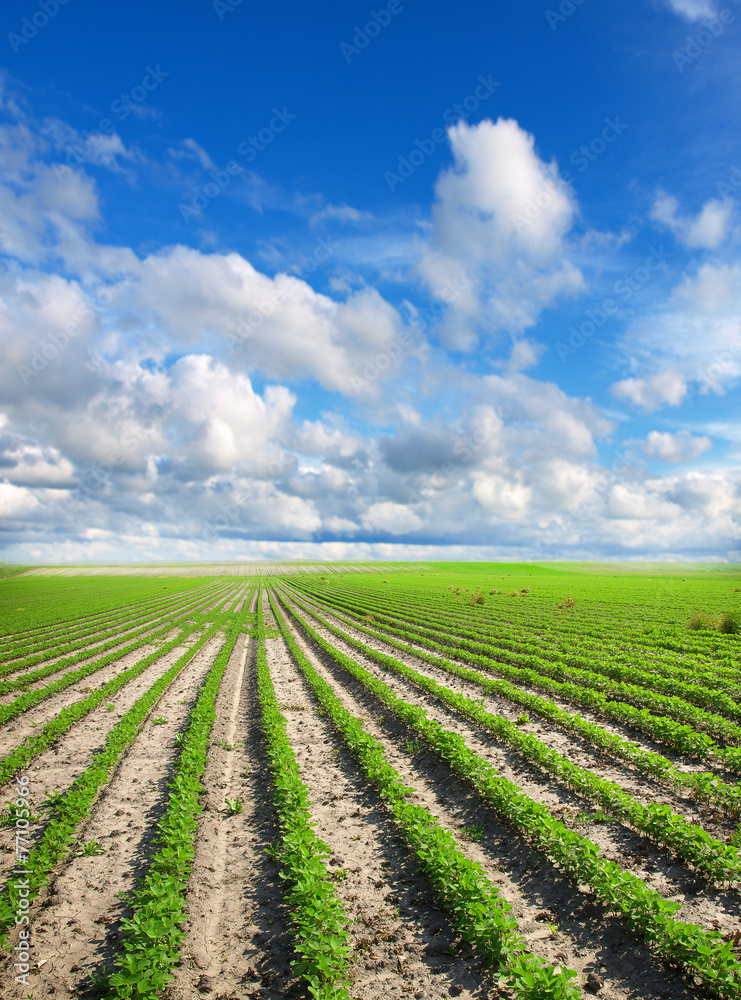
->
[15,562,417,578]
[0,564,740,999]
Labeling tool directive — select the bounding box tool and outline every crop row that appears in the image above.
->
[255,591,354,1000]
[0,583,223,668]
[0,618,231,944]
[286,587,741,815]
[0,621,202,787]
[307,583,738,690]
[0,591,235,733]
[284,590,741,884]
[105,608,248,998]
[291,586,737,769]
[0,588,215,690]
[303,586,741,728]
[0,577,230,640]
[0,595,223,676]
[276,592,741,999]
[267,590,581,999]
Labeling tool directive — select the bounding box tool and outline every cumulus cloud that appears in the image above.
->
[361,502,423,535]
[612,370,688,412]
[642,430,712,462]
[419,117,585,349]
[651,192,734,249]
[135,245,412,396]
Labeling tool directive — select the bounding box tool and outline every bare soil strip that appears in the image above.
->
[1,631,228,1000]
[278,596,739,997]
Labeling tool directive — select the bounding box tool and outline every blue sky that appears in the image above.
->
[1,0,740,563]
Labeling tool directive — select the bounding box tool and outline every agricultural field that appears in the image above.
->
[0,564,740,1000]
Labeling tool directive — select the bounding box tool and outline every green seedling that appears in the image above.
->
[218,739,237,750]
[1,802,41,825]
[463,823,484,842]
[515,712,530,726]
[104,703,116,712]
[79,839,106,856]
[225,797,244,815]
[152,715,167,725]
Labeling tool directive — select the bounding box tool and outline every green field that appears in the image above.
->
[1,563,740,1000]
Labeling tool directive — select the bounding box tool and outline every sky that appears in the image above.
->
[0,0,740,565]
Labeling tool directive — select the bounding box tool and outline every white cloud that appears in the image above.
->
[0,482,39,518]
[169,355,294,475]
[664,0,719,20]
[612,263,741,405]
[612,370,688,412]
[650,192,734,249]
[361,502,423,535]
[642,430,712,462]
[419,117,585,348]
[135,246,411,396]
[0,443,76,487]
